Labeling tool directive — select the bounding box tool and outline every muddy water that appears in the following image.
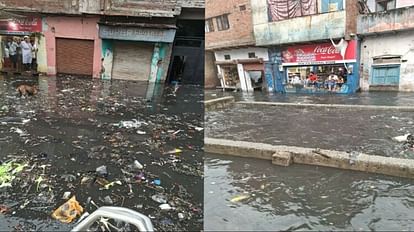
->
[0,75,203,231]
[206,104,414,158]
[205,153,414,231]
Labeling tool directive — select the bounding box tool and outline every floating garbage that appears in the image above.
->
[393,134,411,142]
[0,161,27,188]
[114,119,148,129]
[103,195,113,205]
[10,127,28,136]
[0,205,9,214]
[96,165,108,177]
[62,192,71,200]
[153,179,161,186]
[100,180,122,190]
[52,196,84,223]
[230,195,250,203]
[151,194,167,204]
[137,130,146,135]
[159,203,173,211]
[134,160,144,170]
[163,149,183,155]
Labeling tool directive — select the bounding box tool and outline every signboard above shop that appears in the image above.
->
[0,16,42,35]
[99,25,176,43]
[282,40,357,66]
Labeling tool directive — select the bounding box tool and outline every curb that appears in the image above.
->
[236,101,414,111]
[204,138,414,179]
[204,96,235,111]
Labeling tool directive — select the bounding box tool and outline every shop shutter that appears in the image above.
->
[112,41,154,81]
[56,38,94,76]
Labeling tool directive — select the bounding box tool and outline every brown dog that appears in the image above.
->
[16,85,38,97]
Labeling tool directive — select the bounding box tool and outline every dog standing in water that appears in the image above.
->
[16,85,38,97]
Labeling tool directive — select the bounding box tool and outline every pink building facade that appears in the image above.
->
[43,16,102,78]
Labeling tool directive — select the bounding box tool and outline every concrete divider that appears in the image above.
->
[204,96,235,111]
[236,101,414,111]
[205,137,414,179]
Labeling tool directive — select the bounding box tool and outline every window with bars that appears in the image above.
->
[216,14,230,31]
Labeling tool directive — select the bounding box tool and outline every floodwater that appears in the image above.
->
[205,153,414,231]
[205,89,414,106]
[0,75,203,231]
[206,104,414,158]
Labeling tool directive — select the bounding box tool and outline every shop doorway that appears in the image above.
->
[284,64,348,93]
[168,55,187,83]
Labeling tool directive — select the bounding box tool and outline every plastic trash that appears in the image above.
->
[151,194,167,204]
[230,195,250,203]
[96,165,108,177]
[153,179,161,186]
[159,203,173,211]
[52,196,84,223]
[393,134,411,142]
[134,160,144,170]
[163,149,182,155]
[62,192,71,200]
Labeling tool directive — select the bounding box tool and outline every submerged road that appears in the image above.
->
[205,153,414,231]
[0,75,203,231]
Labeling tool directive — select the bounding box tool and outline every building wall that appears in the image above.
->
[205,50,219,88]
[251,0,346,46]
[2,0,79,14]
[43,16,101,77]
[214,47,269,61]
[366,0,414,11]
[360,30,414,91]
[205,0,255,50]
[357,5,414,34]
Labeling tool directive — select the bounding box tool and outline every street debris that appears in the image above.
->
[0,76,203,231]
[52,196,84,223]
[230,195,250,203]
[393,134,411,142]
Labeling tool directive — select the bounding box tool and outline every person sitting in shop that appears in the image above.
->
[308,71,318,87]
[327,72,339,92]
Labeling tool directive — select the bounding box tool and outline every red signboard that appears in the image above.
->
[0,17,42,35]
[282,40,357,65]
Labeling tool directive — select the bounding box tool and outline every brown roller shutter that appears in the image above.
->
[112,41,154,81]
[56,38,94,76]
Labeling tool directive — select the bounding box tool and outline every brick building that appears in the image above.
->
[205,0,268,91]
[357,0,414,92]
[0,0,204,84]
[251,0,361,94]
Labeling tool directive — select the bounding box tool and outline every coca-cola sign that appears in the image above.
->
[282,41,356,64]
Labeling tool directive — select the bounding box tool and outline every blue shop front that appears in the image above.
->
[265,40,360,94]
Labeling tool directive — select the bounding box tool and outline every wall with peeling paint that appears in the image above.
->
[359,30,414,91]
[357,5,414,34]
[251,0,346,46]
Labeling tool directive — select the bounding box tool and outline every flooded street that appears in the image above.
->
[205,153,414,231]
[206,104,414,158]
[0,75,203,231]
[205,90,414,106]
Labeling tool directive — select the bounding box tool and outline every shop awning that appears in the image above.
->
[215,58,263,65]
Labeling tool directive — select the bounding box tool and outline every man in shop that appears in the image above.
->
[7,37,18,71]
[308,71,318,87]
[327,72,339,92]
[30,39,38,71]
[20,36,33,72]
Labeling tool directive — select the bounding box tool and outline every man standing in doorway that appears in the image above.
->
[30,39,38,71]
[20,36,32,71]
[8,37,18,71]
